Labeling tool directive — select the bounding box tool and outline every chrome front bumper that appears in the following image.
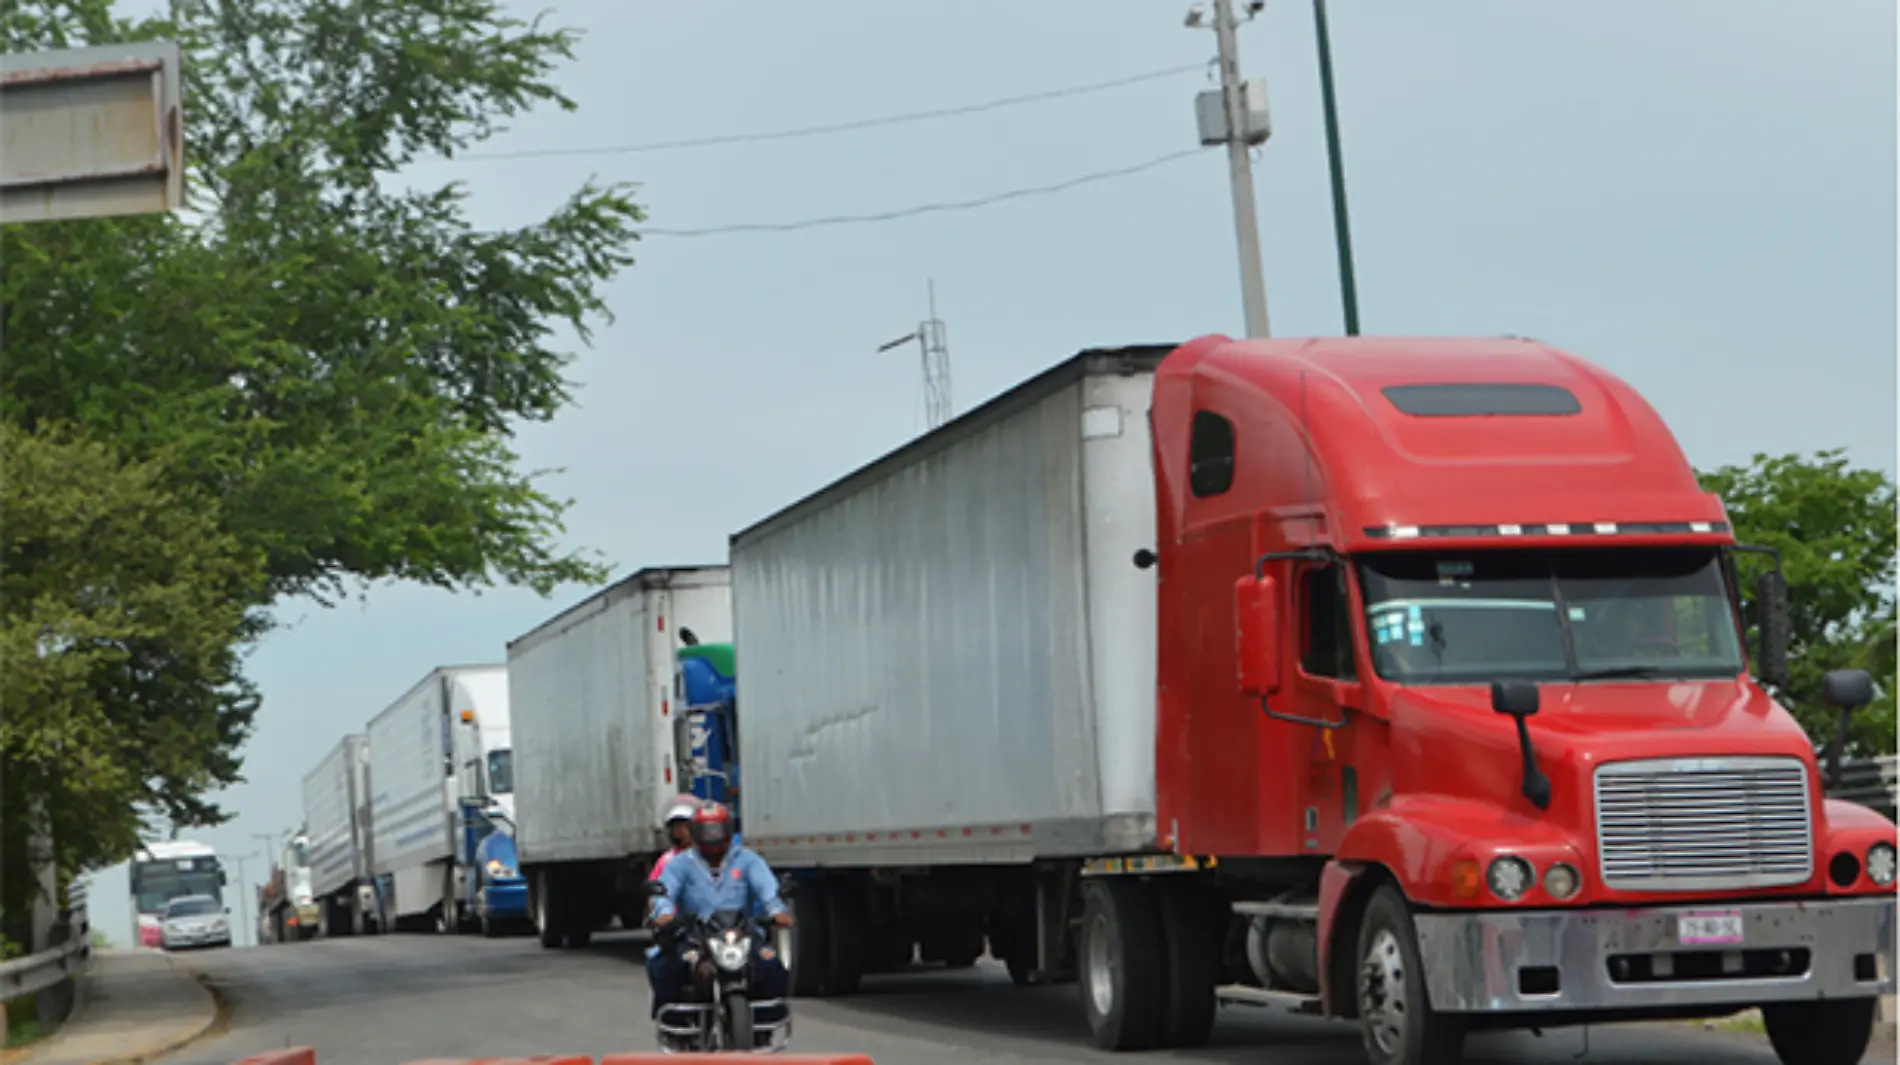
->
[1413,895,1895,1014]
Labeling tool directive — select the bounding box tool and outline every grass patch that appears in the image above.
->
[1695,1008,1766,1034]
[3,993,44,1049]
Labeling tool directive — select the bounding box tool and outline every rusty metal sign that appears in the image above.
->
[0,39,184,225]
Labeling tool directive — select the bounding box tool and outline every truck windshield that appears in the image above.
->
[1356,546,1745,685]
[486,749,513,795]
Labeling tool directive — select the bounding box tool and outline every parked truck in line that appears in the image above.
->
[730,338,1898,1065]
[505,566,734,950]
[256,831,320,944]
[365,665,524,934]
[303,733,380,936]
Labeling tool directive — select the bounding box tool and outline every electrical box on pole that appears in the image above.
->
[1196,79,1272,147]
[0,40,186,225]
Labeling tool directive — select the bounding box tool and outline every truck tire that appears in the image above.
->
[786,879,830,997]
[1355,884,1464,1065]
[822,876,867,996]
[1077,877,1165,1051]
[535,870,562,950]
[1155,878,1220,1048]
[1762,997,1876,1065]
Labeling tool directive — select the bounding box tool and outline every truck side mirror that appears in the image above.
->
[1755,570,1791,691]
[1822,667,1875,789]
[1234,574,1282,696]
[1490,680,1540,719]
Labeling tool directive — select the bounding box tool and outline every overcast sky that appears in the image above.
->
[92,0,1895,945]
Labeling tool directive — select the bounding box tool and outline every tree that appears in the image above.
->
[1701,450,1897,756]
[0,425,263,947]
[0,0,642,894]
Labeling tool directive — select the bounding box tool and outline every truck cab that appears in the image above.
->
[453,695,514,822]
[674,639,739,816]
[1149,335,1896,1064]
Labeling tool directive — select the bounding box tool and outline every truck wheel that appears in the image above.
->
[1356,885,1464,1065]
[1762,998,1876,1065]
[786,880,830,997]
[1077,878,1165,1051]
[822,876,867,996]
[535,871,562,950]
[1155,878,1220,1049]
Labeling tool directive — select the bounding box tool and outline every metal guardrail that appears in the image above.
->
[0,873,92,1005]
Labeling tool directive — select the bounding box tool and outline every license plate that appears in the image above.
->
[1677,910,1744,946]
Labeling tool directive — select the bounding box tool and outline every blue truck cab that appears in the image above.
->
[675,642,740,824]
[459,797,528,934]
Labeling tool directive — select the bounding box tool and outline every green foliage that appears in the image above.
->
[1702,450,1897,755]
[1,0,641,873]
[0,425,263,942]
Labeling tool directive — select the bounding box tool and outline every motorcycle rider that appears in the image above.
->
[647,801,793,1047]
[649,793,700,883]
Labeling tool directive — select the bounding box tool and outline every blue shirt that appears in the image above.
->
[650,843,786,924]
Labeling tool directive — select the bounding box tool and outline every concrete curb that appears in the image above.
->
[7,955,219,1065]
[85,966,218,1065]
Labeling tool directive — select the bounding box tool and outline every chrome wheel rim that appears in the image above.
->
[1086,912,1116,1017]
[1359,927,1408,1055]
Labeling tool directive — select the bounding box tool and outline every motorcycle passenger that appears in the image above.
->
[649,794,700,883]
[647,802,793,1044]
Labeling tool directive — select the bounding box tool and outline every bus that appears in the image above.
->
[129,840,226,947]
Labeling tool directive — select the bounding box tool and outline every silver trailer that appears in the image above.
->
[302,734,378,935]
[507,566,732,949]
[365,664,510,932]
[732,345,1170,992]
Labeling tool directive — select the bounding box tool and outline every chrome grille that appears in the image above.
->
[1593,757,1813,892]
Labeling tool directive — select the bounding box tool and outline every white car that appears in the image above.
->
[159,894,232,951]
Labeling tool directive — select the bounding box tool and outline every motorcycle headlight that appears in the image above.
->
[713,937,750,972]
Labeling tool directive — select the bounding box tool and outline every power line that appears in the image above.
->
[463,64,1208,162]
[638,147,1205,239]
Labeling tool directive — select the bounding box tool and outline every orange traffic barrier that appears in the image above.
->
[232,1053,873,1065]
[229,1051,315,1065]
[601,1058,872,1065]
[404,1058,590,1065]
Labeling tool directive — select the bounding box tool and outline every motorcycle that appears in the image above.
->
[647,881,791,1053]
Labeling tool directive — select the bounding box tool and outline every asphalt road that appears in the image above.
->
[165,931,1889,1065]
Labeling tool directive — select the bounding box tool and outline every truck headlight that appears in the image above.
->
[485,859,514,878]
[1486,856,1534,901]
[1543,862,1581,900]
[1868,843,1897,887]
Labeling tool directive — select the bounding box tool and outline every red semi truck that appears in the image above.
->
[736,336,1898,1065]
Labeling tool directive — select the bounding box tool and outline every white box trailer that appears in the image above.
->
[366,664,510,931]
[507,566,732,949]
[301,733,377,935]
[731,345,1170,995]
[735,347,1162,864]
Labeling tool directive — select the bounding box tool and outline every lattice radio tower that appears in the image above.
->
[877,280,952,431]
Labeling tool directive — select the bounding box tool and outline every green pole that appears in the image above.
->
[1314,0,1361,336]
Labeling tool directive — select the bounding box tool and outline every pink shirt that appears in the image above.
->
[649,846,688,881]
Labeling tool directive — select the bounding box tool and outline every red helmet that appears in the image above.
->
[692,802,733,860]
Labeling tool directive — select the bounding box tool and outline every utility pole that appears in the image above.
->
[228,851,257,948]
[876,280,953,431]
[1187,0,1272,338]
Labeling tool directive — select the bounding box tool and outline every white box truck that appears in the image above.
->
[302,734,379,936]
[507,566,732,949]
[366,664,514,933]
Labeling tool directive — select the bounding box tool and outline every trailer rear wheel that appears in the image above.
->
[534,871,562,950]
[1762,997,1876,1065]
[1355,885,1463,1065]
[1078,878,1165,1051]
[1155,878,1220,1048]
[822,876,867,996]
[785,879,830,996]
